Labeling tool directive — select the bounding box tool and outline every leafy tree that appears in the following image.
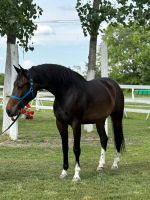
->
[101,24,150,84]
[0,0,43,51]
[76,0,150,79]
[0,74,4,85]
[141,53,150,85]
[116,0,150,28]
[76,0,116,79]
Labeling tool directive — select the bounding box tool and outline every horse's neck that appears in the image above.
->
[31,67,68,97]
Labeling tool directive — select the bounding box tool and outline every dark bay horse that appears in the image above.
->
[6,64,125,182]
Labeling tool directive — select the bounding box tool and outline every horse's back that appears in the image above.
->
[99,78,124,111]
[96,77,124,111]
[81,78,124,123]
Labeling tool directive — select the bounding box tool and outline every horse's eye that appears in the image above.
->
[17,86,23,89]
[17,84,24,89]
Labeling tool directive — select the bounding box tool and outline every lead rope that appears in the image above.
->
[0,113,21,135]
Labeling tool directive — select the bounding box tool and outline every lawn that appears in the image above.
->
[0,108,150,200]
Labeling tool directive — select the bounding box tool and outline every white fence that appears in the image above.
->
[120,85,150,119]
[34,91,54,110]
[0,85,150,119]
[120,84,150,99]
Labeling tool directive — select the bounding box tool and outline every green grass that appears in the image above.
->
[0,108,150,200]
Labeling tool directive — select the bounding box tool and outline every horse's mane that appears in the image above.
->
[31,64,86,86]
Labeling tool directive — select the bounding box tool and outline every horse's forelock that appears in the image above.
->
[15,70,29,87]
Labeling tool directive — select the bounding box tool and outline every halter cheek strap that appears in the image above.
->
[10,81,35,108]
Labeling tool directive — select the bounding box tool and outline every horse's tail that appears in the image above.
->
[111,114,125,152]
[111,82,125,152]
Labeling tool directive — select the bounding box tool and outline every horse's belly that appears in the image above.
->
[82,106,113,123]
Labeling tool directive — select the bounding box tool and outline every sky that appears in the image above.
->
[0,0,102,74]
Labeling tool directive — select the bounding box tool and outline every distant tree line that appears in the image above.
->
[0,74,4,85]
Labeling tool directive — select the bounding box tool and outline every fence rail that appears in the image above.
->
[120,84,150,99]
[120,85,150,119]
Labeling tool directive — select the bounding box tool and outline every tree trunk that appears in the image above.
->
[2,35,19,140]
[87,35,98,80]
[87,0,100,80]
[84,36,98,132]
[7,34,16,44]
[84,0,99,133]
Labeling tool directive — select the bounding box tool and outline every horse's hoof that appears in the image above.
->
[96,164,104,171]
[111,165,119,170]
[60,174,67,179]
[72,176,81,183]
[60,170,68,179]
[96,166,104,171]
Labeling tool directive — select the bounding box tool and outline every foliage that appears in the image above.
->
[0,0,43,51]
[116,0,150,28]
[0,73,4,85]
[99,24,150,84]
[142,65,150,85]
[76,0,116,37]
[76,0,150,38]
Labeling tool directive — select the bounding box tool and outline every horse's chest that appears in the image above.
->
[53,93,82,122]
[54,107,69,121]
[53,101,73,122]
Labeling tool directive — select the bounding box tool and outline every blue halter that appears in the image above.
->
[10,81,35,108]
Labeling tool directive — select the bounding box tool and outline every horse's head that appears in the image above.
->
[6,65,37,118]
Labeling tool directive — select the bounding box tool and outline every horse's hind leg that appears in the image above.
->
[111,112,125,169]
[96,120,108,170]
[56,119,69,179]
[71,120,81,182]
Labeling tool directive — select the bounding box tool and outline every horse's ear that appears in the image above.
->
[18,64,28,77]
[13,65,20,74]
[18,64,25,72]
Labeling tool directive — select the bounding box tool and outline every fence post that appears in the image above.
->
[132,88,134,99]
[101,41,108,136]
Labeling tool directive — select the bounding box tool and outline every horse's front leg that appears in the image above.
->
[71,120,81,182]
[56,119,69,179]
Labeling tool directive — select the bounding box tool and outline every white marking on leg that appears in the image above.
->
[111,152,120,169]
[72,163,81,182]
[97,148,106,171]
[60,169,68,179]
[105,118,108,136]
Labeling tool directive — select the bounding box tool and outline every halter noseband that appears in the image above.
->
[10,79,35,108]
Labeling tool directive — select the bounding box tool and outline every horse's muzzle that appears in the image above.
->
[6,99,22,118]
[6,109,17,117]
[6,109,12,117]
[6,106,21,118]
